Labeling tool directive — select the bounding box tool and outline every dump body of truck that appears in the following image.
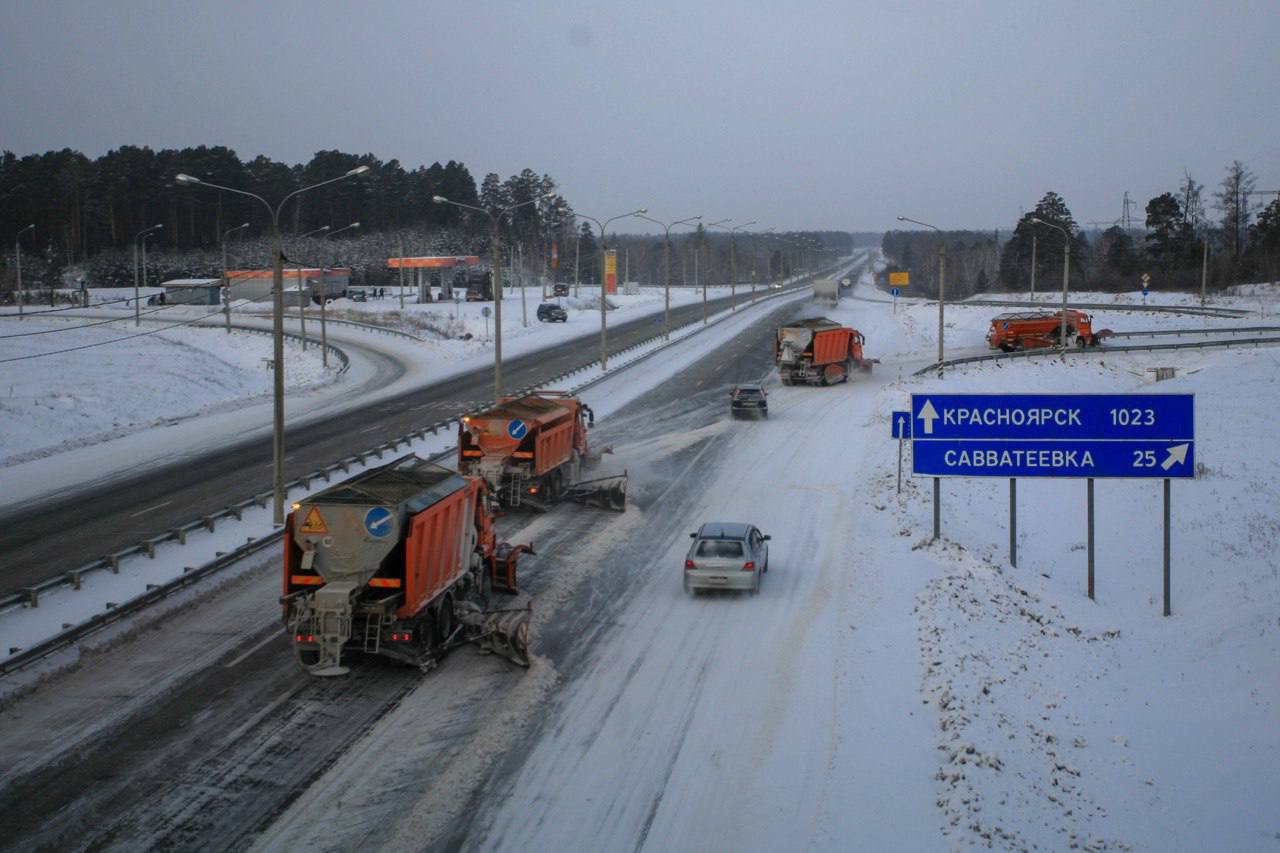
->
[775,318,873,385]
[282,455,531,676]
[459,391,626,511]
[986,309,1105,351]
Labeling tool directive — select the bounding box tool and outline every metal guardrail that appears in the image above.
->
[950,297,1251,319]
[1106,325,1280,339]
[0,270,834,674]
[913,334,1280,376]
[277,311,426,342]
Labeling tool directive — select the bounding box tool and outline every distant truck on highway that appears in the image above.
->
[986,309,1109,351]
[813,278,839,305]
[775,318,874,385]
[458,391,627,511]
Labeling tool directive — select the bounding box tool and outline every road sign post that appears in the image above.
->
[891,410,911,493]
[909,393,1194,611]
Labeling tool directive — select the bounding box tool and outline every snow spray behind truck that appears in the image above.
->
[775,318,875,385]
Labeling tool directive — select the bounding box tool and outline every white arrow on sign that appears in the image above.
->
[918,400,939,435]
[1162,443,1189,470]
[897,414,907,437]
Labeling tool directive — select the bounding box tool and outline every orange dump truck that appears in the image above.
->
[459,391,627,511]
[775,318,874,385]
[986,309,1108,351]
[282,455,532,676]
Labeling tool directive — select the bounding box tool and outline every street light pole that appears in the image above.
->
[729,222,757,309]
[898,216,945,365]
[133,223,163,326]
[1030,217,1071,347]
[1029,231,1037,302]
[222,221,250,334]
[176,165,371,524]
[578,209,648,370]
[637,214,700,340]
[700,218,732,322]
[14,224,34,319]
[433,195,544,401]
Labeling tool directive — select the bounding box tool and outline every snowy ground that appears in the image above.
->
[0,282,761,466]
[2,265,1278,850]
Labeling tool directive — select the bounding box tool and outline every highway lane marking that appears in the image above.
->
[224,631,283,669]
[214,681,309,751]
[359,423,382,433]
[129,499,172,518]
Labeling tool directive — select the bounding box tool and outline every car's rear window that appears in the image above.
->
[736,388,763,398]
[695,539,744,558]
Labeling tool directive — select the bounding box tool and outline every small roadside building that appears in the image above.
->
[162,278,223,305]
[224,268,353,304]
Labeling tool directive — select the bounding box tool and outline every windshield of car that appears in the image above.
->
[695,539,744,558]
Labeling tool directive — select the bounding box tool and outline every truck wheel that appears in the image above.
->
[1076,336,1087,348]
[436,594,456,646]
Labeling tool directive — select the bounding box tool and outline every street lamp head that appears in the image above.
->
[432,195,448,204]
[175,174,200,185]
[350,222,361,228]
[346,165,370,177]
[896,215,907,221]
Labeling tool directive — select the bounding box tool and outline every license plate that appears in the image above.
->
[709,576,728,585]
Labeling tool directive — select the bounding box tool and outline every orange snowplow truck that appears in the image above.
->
[459,390,627,511]
[775,318,874,385]
[282,455,533,677]
[986,309,1108,352]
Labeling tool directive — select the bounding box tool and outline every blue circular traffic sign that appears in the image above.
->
[364,506,394,538]
[890,287,900,296]
[507,419,528,440]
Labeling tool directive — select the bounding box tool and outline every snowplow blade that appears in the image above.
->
[456,601,532,667]
[563,471,628,512]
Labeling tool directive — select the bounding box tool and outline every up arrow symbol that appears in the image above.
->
[918,400,939,435]
[1161,443,1189,470]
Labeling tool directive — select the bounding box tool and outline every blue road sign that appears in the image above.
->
[910,394,1193,440]
[890,287,900,297]
[913,439,1193,478]
[364,506,394,538]
[909,393,1194,479]
[507,419,528,440]
[891,410,912,439]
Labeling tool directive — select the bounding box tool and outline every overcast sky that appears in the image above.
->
[2,0,1277,233]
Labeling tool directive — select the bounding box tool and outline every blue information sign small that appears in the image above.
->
[891,410,911,439]
[364,506,394,538]
[507,419,528,440]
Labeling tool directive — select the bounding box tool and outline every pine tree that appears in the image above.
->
[1214,160,1257,259]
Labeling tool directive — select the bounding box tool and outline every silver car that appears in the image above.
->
[683,522,770,595]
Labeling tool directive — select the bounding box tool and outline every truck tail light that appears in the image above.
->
[528,486,539,495]
[742,561,755,571]
[685,560,696,571]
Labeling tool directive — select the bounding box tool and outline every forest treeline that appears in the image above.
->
[883,161,1280,297]
[0,144,846,292]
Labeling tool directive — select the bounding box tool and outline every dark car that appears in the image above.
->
[730,384,768,419]
[537,302,568,322]
[552,283,570,297]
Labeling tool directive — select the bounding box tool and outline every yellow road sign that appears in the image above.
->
[889,271,910,286]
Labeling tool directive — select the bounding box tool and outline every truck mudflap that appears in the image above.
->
[563,471,628,511]
[455,600,533,667]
